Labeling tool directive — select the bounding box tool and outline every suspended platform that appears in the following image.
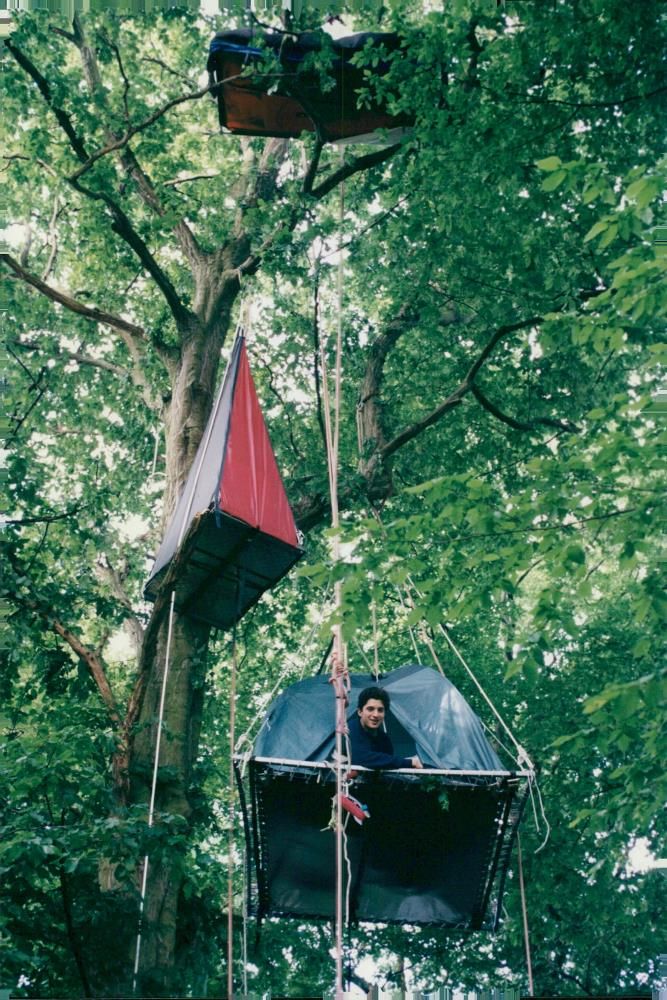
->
[143,507,302,630]
[144,334,303,631]
[237,758,528,929]
[235,666,532,929]
[207,29,414,143]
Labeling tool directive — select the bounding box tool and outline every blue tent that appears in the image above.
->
[237,664,530,929]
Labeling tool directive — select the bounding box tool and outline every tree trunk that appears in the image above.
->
[109,286,240,995]
[127,610,210,996]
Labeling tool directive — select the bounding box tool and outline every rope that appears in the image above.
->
[371,602,380,681]
[393,585,422,663]
[227,618,238,1000]
[132,589,177,993]
[317,144,350,1000]
[528,775,551,853]
[399,572,533,770]
[242,841,249,997]
[149,426,161,479]
[517,832,534,995]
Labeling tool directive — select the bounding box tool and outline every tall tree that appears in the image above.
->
[2,1,664,995]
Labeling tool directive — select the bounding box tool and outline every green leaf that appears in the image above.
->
[535,156,562,171]
[584,220,609,243]
[542,169,567,192]
[598,223,619,248]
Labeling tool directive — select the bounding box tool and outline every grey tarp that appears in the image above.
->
[241,664,528,929]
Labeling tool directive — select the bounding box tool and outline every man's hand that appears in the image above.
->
[411,756,424,769]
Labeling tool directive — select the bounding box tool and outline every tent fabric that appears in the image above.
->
[240,664,528,928]
[144,335,302,628]
[206,28,414,143]
[253,663,505,771]
[218,341,298,546]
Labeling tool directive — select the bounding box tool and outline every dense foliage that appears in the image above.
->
[1,1,665,996]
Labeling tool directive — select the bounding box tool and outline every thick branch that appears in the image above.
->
[96,557,145,653]
[7,30,196,319]
[310,142,404,200]
[471,383,579,434]
[357,304,417,493]
[58,869,93,998]
[69,176,193,328]
[52,619,123,731]
[4,38,89,163]
[70,15,212,267]
[302,139,324,195]
[3,253,146,339]
[382,315,542,458]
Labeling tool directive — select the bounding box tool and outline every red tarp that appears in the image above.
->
[144,334,302,629]
[219,341,299,547]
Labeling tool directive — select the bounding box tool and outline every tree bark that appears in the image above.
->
[127,609,211,996]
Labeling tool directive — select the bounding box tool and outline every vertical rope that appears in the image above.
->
[371,602,380,682]
[132,589,177,993]
[517,832,534,996]
[227,620,238,1000]
[318,144,348,1000]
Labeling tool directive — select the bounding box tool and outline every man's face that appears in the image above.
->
[358,698,386,732]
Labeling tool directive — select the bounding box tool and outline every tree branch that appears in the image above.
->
[381,315,542,459]
[2,253,147,340]
[162,173,219,188]
[471,383,579,434]
[310,142,404,200]
[67,79,217,185]
[41,195,64,282]
[311,267,327,454]
[5,502,88,526]
[4,255,172,404]
[497,82,667,110]
[53,619,124,730]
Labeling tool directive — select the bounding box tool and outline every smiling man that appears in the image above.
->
[349,686,423,770]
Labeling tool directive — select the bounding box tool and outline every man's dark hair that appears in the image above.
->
[357,686,390,711]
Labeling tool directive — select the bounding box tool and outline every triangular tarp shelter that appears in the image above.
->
[207,29,414,143]
[238,664,529,928]
[144,335,303,629]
